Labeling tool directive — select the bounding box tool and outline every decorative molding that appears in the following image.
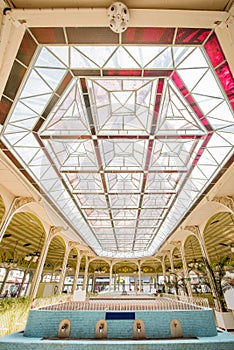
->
[212,196,234,212]
[50,226,64,236]
[184,225,200,236]
[13,196,35,211]
[162,250,171,259]
[68,241,78,249]
[170,241,181,249]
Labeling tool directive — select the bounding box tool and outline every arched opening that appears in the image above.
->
[112,261,138,293]
[133,320,146,339]
[164,255,171,293]
[184,235,209,295]
[89,259,110,293]
[204,212,234,263]
[95,320,108,339]
[0,212,45,297]
[203,212,234,311]
[170,319,183,338]
[58,319,71,339]
[141,259,161,293]
[63,248,79,294]
[78,255,87,291]
[171,248,188,296]
[39,235,66,297]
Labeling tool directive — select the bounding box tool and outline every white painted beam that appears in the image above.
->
[9,8,229,28]
[0,12,26,99]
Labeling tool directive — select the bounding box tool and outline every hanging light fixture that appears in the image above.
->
[24,230,43,263]
[1,240,19,268]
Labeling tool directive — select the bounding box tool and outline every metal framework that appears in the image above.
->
[0,21,233,258]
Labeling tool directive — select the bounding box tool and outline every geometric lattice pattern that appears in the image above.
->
[1,28,234,258]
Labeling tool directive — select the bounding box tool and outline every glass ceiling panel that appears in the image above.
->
[99,139,149,171]
[105,173,143,193]
[109,194,140,208]
[76,194,107,208]
[1,33,233,258]
[45,139,99,171]
[88,78,157,135]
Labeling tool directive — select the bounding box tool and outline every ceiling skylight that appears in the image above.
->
[1,27,233,258]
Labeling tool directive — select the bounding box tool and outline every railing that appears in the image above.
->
[40,297,205,311]
[31,294,71,309]
[160,293,210,309]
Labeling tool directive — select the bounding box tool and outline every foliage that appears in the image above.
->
[166,271,190,296]
[0,296,31,337]
[0,296,31,312]
[173,256,233,311]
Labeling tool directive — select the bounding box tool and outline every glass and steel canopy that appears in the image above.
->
[1,27,233,258]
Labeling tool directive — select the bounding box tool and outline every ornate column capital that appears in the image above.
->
[184,225,200,236]
[170,241,182,249]
[162,249,171,256]
[50,226,64,236]
[212,196,234,212]
[68,241,78,249]
[13,196,35,211]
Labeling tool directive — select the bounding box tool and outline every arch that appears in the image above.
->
[47,235,66,273]
[79,255,87,272]
[95,320,108,339]
[164,254,171,272]
[171,247,182,269]
[133,320,146,339]
[141,259,160,274]
[112,260,138,274]
[203,212,234,262]
[89,259,110,274]
[62,247,77,293]
[170,248,188,296]
[0,211,46,270]
[170,319,183,338]
[58,319,71,339]
[184,235,207,294]
[89,257,110,265]
[184,235,203,266]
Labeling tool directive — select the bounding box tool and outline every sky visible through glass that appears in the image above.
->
[1,29,234,258]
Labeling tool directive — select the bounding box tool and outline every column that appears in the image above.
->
[92,273,95,293]
[57,245,70,295]
[30,226,62,298]
[138,260,141,292]
[114,273,117,292]
[0,268,10,294]
[82,257,89,292]
[180,243,193,298]
[72,253,81,294]
[169,251,177,295]
[161,258,168,294]
[109,262,113,292]
[17,270,26,296]
[134,274,137,292]
[30,232,51,298]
